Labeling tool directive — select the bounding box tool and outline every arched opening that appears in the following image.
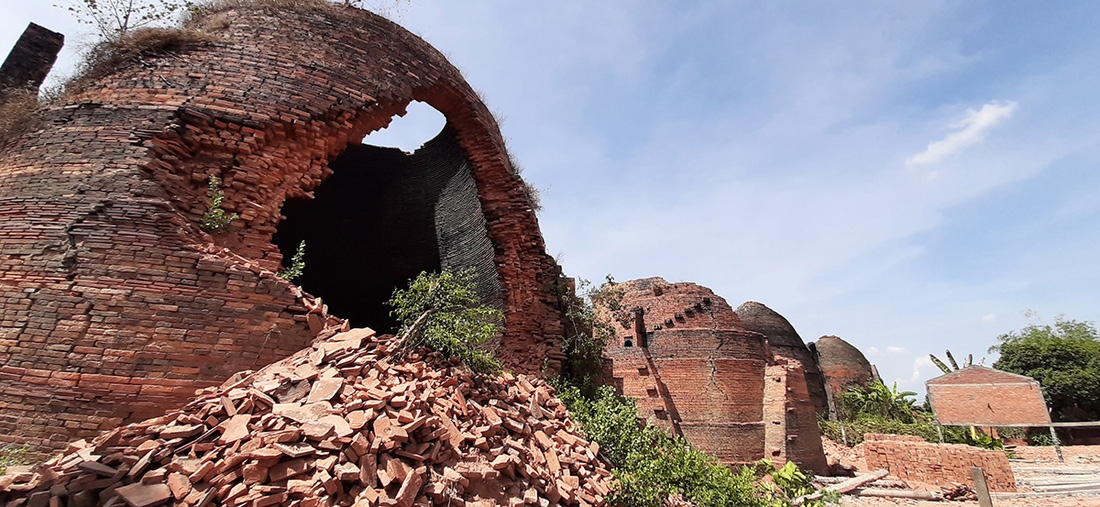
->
[272,102,502,332]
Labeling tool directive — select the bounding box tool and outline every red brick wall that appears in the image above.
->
[926,367,1051,426]
[863,434,1016,492]
[0,4,563,457]
[604,277,826,470]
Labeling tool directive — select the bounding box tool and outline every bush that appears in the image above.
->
[388,270,502,373]
[555,382,773,507]
[551,275,623,390]
[818,415,1003,450]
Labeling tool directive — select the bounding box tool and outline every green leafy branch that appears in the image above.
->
[199,175,238,234]
[388,270,502,373]
[277,240,306,281]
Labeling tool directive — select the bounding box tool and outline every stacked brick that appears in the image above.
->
[0,330,614,506]
[0,2,564,455]
[862,434,1016,492]
[602,277,827,473]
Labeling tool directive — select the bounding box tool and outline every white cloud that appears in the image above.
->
[981,313,997,323]
[909,355,936,384]
[867,345,908,357]
[905,100,1019,166]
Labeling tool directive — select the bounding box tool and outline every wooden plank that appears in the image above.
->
[793,469,888,506]
[971,467,993,507]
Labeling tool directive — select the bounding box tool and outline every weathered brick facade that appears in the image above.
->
[735,301,829,415]
[0,3,565,457]
[863,434,1016,492]
[604,277,828,473]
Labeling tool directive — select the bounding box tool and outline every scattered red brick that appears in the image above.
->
[0,330,614,506]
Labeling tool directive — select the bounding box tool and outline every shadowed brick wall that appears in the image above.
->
[0,4,563,457]
[604,277,827,473]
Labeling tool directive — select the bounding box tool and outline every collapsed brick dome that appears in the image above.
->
[602,277,827,474]
[734,301,829,415]
[0,3,565,456]
[810,335,876,403]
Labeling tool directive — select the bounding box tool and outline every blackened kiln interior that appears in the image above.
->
[273,125,502,332]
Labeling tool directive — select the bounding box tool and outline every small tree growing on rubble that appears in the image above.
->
[388,270,502,373]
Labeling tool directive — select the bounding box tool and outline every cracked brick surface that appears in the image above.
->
[0,4,564,457]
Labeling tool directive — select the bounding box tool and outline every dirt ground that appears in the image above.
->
[820,438,1100,506]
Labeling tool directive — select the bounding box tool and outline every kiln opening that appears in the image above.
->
[272,103,502,332]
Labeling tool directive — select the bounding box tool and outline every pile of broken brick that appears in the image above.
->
[0,329,614,507]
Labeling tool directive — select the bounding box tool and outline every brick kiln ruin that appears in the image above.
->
[603,277,828,473]
[0,3,865,478]
[0,4,567,455]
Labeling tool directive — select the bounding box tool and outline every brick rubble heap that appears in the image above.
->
[0,330,613,506]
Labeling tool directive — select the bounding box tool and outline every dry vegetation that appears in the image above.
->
[0,90,43,149]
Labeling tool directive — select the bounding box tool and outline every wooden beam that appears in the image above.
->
[794,469,888,506]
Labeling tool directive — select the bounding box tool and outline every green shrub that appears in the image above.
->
[387,270,502,373]
[554,381,770,507]
[199,175,238,233]
[551,275,624,391]
[818,415,1003,450]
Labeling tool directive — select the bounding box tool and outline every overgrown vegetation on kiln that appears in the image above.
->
[388,270,503,374]
[0,90,42,149]
[199,175,238,233]
[554,382,833,507]
[550,275,623,388]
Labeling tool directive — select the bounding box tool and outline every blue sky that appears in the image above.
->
[3,1,1098,396]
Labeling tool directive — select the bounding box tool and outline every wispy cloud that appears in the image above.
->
[905,100,1018,166]
[868,345,908,356]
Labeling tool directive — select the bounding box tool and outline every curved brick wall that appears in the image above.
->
[0,3,563,456]
[810,335,876,406]
[735,301,829,415]
[272,126,502,332]
[604,277,827,473]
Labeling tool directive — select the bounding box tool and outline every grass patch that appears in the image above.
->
[65,27,217,94]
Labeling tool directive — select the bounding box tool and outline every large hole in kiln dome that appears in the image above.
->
[272,103,503,333]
